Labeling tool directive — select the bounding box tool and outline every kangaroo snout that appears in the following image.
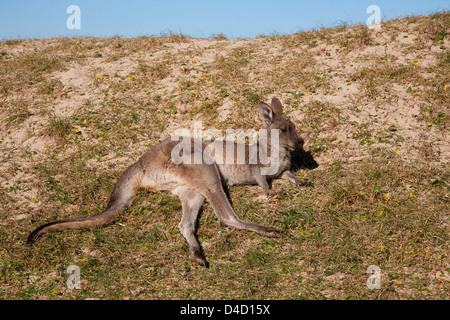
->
[297,137,304,149]
[287,133,304,150]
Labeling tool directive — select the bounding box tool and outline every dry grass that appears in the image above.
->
[0,12,449,300]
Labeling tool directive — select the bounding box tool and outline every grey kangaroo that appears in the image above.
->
[27,98,309,267]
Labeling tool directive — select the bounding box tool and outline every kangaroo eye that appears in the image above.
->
[281,128,287,133]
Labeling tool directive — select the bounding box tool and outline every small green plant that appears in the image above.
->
[45,115,73,141]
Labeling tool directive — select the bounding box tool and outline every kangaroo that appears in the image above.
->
[27,98,310,268]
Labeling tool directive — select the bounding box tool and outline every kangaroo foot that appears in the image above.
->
[190,248,209,268]
[262,226,282,237]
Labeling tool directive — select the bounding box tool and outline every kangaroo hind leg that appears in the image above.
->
[185,165,281,237]
[172,186,208,268]
[206,188,281,237]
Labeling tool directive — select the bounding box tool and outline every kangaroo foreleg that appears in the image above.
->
[281,170,312,187]
[251,166,270,195]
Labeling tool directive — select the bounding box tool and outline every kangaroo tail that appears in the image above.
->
[27,161,144,244]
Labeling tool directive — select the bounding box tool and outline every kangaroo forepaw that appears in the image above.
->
[296,178,314,187]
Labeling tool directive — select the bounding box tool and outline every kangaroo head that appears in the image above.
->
[259,98,304,151]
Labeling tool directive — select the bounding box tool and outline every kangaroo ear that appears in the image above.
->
[270,98,283,116]
[259,101,273,125]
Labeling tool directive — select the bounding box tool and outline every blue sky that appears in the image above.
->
[0,0,448,40]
